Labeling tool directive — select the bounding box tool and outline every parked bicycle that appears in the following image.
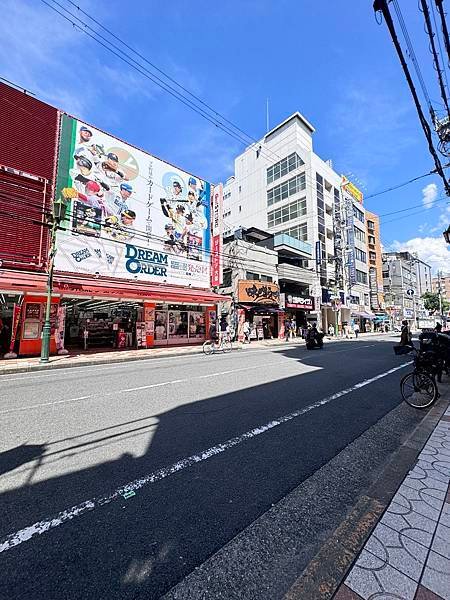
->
[395,344,441,409]
[202,333,233,355]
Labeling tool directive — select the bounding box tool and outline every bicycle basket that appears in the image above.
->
[393,344,413,356]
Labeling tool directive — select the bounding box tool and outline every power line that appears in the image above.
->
[374,0,450,195]
[393,0,436,118]
[430,0,450,99]
[63,0,272,159]
[41,0,285,167]
[364,167,442,199]
[420,0,450,114]
[435,0,450,67]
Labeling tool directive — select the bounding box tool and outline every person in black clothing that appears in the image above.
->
[400,320,412,346]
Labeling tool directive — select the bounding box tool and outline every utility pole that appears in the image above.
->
[438,270,443,324]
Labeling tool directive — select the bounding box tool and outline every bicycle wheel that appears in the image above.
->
[222,339,232,353]
[202,341,215,355]
[400,371,438,409]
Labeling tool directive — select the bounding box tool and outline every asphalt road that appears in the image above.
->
[0,336,422,599]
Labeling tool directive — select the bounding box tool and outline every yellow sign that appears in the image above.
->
[342,176,363,204]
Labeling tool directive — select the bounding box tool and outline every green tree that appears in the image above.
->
[422,291,450,313]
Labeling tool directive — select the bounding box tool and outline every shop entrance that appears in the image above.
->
[61,298,144,350]
[154,304,207,346]
[0,293,23,355]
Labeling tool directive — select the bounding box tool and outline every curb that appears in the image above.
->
[0,333,393,376]
[283,383,450,600]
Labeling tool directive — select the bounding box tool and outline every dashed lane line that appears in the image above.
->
[0,361,411,554]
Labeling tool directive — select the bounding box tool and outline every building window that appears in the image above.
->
[246,271,259,280]
[353,206,365,223]
[354,226,366,243]
[267,198,307,227]
[356,269,368,285]
[267,152,304,184]
[355,248,367,263]
[245,272,273,283]
[368,235,375,245]
[267,173,306,207]
[279,222,308,241]
[367,220,375,231]
[369,251,377,261]
[222,269,232,287]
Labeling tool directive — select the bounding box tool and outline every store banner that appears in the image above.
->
[210,183,223,287]
[285,294,314,311]
[345,200,357,287]
[9,303,22,353]
[54,115,211,289]
[237,280,280,304]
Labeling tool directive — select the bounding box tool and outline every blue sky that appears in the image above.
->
[1,0,450,271]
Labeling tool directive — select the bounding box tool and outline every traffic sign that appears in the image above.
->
[406,288,415,297]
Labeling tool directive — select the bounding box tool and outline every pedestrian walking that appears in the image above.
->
[328,324,334,337]
[400,319,412,347]
[243,320,251,344]
[354,322,360,339]
[285,319,291,342]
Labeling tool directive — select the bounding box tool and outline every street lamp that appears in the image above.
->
[40,192,68,363]
[443,224,450,244]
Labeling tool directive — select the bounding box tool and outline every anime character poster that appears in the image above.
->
[54,115,211,288]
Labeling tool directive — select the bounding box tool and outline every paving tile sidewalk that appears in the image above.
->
[335,404,450,600]
[0,331,391,375]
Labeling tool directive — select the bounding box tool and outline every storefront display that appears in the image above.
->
[154,305,208,345]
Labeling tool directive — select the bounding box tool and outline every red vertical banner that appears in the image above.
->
[210,183,223,287]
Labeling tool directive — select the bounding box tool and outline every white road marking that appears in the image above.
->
[0,364,301,415]
[0,341,372,384]
[0,361,411,554]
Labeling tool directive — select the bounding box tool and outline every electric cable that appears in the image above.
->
[41,0,285,166]
[374,0,450,194]
[420,0,450,114]
[64,0,280,161]
[435,0,450,67]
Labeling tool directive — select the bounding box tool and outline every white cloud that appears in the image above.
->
[422,183,438,209]
[391,236,450,274]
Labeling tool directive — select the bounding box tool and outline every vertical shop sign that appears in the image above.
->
[211,183,223,286]
[346,199,357,287]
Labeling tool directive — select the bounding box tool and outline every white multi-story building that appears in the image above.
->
[222,112,372,331]
[382,252,432,327]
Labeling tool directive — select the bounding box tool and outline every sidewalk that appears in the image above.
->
[0,331,391,375]
[334,401,450,600]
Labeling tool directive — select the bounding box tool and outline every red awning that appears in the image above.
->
[0,270,230,305]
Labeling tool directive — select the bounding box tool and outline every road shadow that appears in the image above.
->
[0,443,47,477]
[0,338,412,600]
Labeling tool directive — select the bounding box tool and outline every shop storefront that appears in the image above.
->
[0,270,225,357]
[234,279,284,341]
[280,292,315,334]
[351,309,376,332]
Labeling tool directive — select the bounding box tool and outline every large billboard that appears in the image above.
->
[54,115,211,288]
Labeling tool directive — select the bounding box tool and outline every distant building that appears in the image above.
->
[221,112,373,333]
[365,211,384,311]
[382,251,431,326]
[432,273,450,302]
